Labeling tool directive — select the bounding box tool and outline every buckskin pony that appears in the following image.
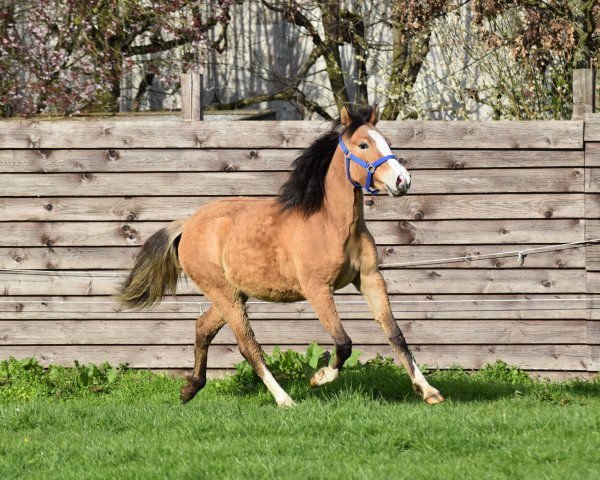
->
[121,106,444,407]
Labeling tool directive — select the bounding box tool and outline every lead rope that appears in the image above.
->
[380,238,600,268]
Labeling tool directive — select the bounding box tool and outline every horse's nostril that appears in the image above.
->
[396,176,405,189]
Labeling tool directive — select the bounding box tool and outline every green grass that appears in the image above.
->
[0,352,599,480]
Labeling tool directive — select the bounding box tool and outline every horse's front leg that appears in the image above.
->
[355,240,444,404]
[304,288,353,387]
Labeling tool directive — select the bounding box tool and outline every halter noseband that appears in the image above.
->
[339,135,397,195]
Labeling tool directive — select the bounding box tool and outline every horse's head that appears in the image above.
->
[339,106,411,196]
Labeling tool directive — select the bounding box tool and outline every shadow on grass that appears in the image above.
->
[215,363,600,406]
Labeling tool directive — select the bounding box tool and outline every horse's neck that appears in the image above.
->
[322,150,364,231]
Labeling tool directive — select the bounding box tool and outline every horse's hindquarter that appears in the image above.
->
[179,197,303,301]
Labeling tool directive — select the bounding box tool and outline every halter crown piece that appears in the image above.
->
[339,135,398,195]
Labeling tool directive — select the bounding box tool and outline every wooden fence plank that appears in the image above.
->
[585,167,600,193]
[584,219,600,239]
[585,194,600,219]
[0,219,583,247]
[0,194,585,222]
[0,149,294,172]
[586,245,600,271]
[0,344,589,370]
[364,194,585,221]
[0,269,585,296]
[0,168,584,196]
[584,142,600,166]
[369,219,584,245]
[0,244,584,270]
[0,295,587,320]
[586,272,600,294]
[0,120,584,149]
[590,346,599,371]
[587,296,600,320]
[0,148,585,172]
[0,319,587,345]
[584,114,600,141]
[353,269,586,295]
[572,69,595,119]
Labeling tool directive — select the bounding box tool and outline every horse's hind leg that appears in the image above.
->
[206,288,295,407]
[180,307,225,404]
[305,289,352,387]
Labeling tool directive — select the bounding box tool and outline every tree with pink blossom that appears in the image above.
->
[0,0,233,117]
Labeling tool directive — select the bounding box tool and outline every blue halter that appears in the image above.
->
[339,135,397,195]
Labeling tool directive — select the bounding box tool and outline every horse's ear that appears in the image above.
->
[369,105,379,126]
[340,106,351,126]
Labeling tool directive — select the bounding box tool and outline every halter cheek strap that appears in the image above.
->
[339,136,397,195]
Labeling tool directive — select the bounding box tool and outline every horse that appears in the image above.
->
[121,105,444,407]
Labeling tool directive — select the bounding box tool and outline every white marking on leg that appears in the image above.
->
[311,366,339,386]
[410,358,443,403]
[410,359,429,388]
[262,369,295,407]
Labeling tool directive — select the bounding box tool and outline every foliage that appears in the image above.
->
[0,0,233,116]
[1,1,597,119]
[225,342,362,392]
[464,0,600,119]
[475,359,534,385]
[0,357,125,401]
[211,1,599,120]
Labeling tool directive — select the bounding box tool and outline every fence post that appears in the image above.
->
[180,70,203,121]
[572,68,595,119]
[581,68,599,373]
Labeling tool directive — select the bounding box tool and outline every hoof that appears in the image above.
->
[424,391,445,405]
[179,387,196,404]
[310,366,339,388]
[179,380,204,404]
[277,396,296,408]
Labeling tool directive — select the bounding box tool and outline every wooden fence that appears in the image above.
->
[0,110,598,379]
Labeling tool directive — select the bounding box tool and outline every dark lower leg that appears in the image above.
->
[180,308,225,403]
[305,290,352,386]
[331,334,352,370]
[382,318,443,402]
[359,272,444,403]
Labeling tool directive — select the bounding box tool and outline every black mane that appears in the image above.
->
[277,106,375,215]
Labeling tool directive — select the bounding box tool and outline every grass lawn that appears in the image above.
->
[0,352,599,480]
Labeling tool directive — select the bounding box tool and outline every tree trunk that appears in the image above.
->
[381,28,432,120]
[570,0,597,69]
[320,0,350,112]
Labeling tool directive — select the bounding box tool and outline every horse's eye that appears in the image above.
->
[359,142,368,150]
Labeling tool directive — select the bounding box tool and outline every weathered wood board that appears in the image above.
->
[0,148,585,172]
[0,219,584,247]
[0,244,584,270]
[0,194,585,221]
[0,269,586,295]
[0,119,584,149]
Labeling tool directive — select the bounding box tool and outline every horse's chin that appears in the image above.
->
[386,186,409,197]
